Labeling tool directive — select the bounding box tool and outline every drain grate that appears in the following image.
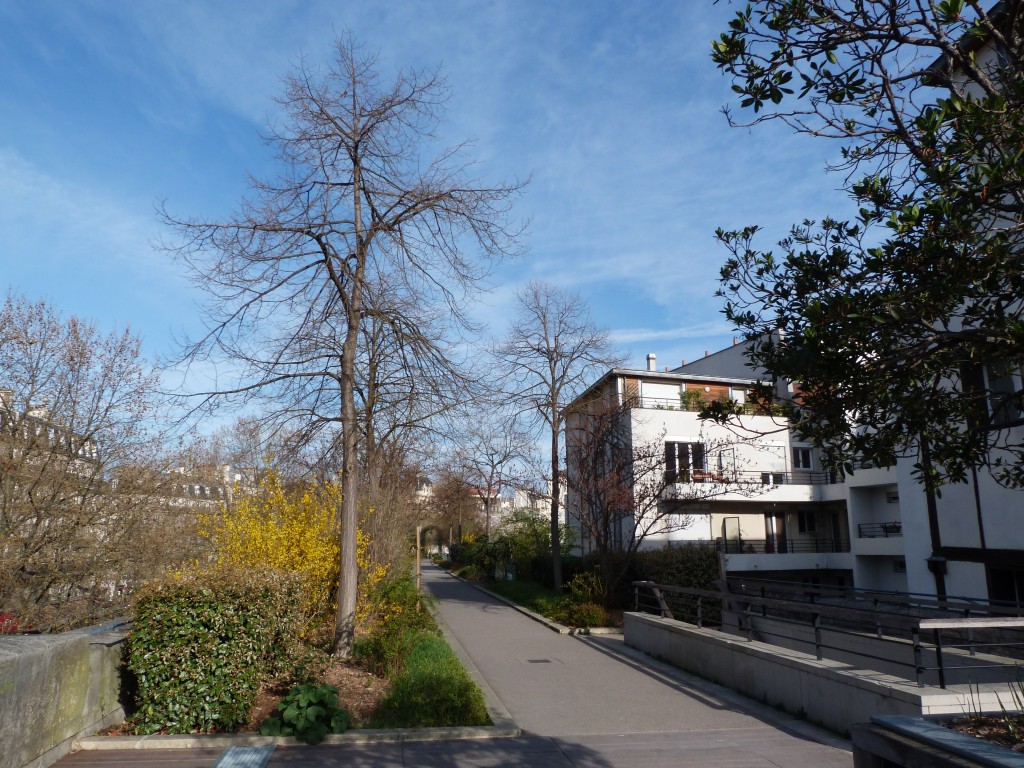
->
[213,746,276,768]
[527,659,551,663]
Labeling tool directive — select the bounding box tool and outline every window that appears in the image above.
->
[797,509,816,533]
[792,447,813,470]
[961,360,1024,428]
[987,361,1024,427]
[665,441,705,483]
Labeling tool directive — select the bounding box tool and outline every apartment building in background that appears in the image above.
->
[564,343,908,592]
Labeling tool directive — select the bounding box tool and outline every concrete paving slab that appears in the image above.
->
[55,748,223,767]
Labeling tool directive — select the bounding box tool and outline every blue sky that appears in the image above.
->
[0,1,853,380]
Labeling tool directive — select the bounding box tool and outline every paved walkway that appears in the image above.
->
[56,565,852,767]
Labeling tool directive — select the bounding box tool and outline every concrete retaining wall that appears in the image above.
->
[625,612,1012,736]
[0,620,130,768]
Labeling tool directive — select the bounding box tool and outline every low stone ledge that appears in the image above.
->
[1,620,130,768]
[852,716,1024,768]
[75,725,521,750]
[624,611,1016,736]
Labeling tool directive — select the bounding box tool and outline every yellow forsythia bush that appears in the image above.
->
[356,513,389,624]
[199,471,391,626]
[200,471,341,619]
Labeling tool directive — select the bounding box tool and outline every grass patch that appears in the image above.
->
[370,631,489,728]
[486,579,564,621]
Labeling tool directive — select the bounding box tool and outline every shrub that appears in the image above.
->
[354,572,436,676]
[635,544,720,590]
[126,567,307,734]
[632,544,721,623]
[199,471,340,620]
[371,632,489,728]
[563,601,608,628]
[259,682,351,744]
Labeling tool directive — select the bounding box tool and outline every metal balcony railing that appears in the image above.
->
[858,521,903,538]
[632,395,786,416]
[665,469,842,486]
[718,538,851,555]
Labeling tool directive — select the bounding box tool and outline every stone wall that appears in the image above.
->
[0,620,129,768]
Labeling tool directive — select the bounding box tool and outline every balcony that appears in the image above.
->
[852,520,905,556]
[857,521,902,538]
[664,469,842,486]
[632,395,786,416]
[719,538,851,555]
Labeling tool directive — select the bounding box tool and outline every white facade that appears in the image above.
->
[565,351,910,592]
[887,14,1024,603]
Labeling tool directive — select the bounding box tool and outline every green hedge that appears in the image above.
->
[371,632,489,728]
[126,567,308,734]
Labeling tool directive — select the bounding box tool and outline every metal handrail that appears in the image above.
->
[858,521,903,538]
[632,580,1024,689]
[719,538,851,554]
[664,469,842,486]
[633,396,786,416]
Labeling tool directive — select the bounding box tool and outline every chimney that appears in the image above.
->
[681,359,686,366]
[704,350,709,358]
[646,353,657,372]
[664,367,669,372]
[733,336,738,346]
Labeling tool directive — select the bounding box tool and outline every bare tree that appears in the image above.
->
[421,471,483,545]
[493,282,623,591]
[0,294,176,630]
[162,37,523,655]
[450,409,532,538]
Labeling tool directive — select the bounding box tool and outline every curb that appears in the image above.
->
[75,724,520,750]
[468,580,622,636]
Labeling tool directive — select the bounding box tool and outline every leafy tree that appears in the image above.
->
[163,37,522,654]
[712,1,1024,489]
[492,282,623,591]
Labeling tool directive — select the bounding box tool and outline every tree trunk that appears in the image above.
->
[333,103,365,656]
[550,422,563,592]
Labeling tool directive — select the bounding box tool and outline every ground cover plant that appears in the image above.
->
[259,682,351,744]
[370,631,489,728]
[353,572,491,728]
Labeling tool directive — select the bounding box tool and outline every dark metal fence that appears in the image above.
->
[633,579,1024,688]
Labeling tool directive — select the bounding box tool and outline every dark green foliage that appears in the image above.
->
[633,545,722,624]
[126,567,308,734]
[634,544,720,591]
[353,573,437,677]
[488,576,610,627]
[563,601,608,628]
[486,579,564,618]
[371,633,490,728]
[259,682,351,744]
[712,1,1024,490]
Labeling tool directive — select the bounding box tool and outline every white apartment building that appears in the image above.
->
[565,345,908,591]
